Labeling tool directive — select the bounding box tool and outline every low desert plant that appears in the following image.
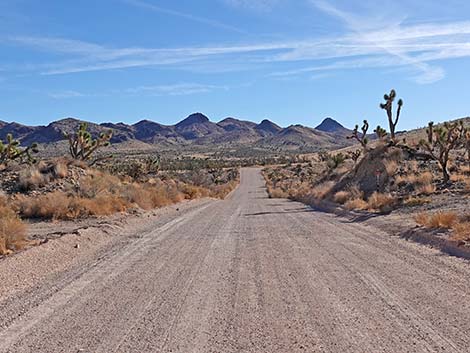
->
[0,196,28,255]
[403,197,430,207]
[311,181,335,200]
[451,222,470,242]
[415,183,436,195]
[334,191,350,204]
[414,211,458,229]
[345,198,368,211]
[367,192,395,212]
[384,159,399,175]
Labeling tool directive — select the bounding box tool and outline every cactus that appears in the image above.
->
[64,123,112,164]
[348,120,369,149]
[348,149,362,165]
[463,129,470,162]
[374,125,388,140]
[380,89,403,142]
[0,133,39,166]
[419,121,465,183]
[326,153,346,170]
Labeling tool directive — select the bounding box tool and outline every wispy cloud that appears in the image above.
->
[306,0,449,83]
[123,83,228,96]
[123,0,246,34]
[5,14,470,83]
[222,0,280,11]
[48,90,85,99]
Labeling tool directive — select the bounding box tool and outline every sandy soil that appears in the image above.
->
[0,168,469,352]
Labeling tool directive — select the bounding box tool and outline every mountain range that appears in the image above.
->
[0,113,354,152]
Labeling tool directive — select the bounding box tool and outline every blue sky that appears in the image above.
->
[1,0,470,130]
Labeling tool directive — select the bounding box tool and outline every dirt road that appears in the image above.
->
[1,168,470,352]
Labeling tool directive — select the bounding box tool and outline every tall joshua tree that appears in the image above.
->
[348,120,369,149]
[380,89,403,142]
[419,121,465,183]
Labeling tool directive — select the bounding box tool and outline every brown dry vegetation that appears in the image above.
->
[0,157,239,254]
[414,211,470,245]
[0,195,28,255]
[9,166,239,221]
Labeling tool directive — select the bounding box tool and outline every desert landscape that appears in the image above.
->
[2,0,470,352]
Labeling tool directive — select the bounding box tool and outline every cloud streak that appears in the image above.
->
[123,0,246,34]
[5,16,470,83]
[123,83,228,96]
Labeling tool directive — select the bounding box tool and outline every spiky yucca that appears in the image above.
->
[64,123,112,164]
[419,121,465,183]
[0,133,39,166]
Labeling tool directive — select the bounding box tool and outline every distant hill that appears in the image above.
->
[0,115,356,153]
[315,117,351,136]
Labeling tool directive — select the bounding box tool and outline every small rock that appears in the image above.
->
[74,244,80,249]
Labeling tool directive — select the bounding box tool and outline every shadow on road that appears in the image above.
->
[244,208,313,217]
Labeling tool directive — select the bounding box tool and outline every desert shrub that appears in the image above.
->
[268,188,289,199]
[345,198,368,211]
[0,195,27,255]
[415,183,436,195]
[18,168,50,191]
[416,171,433,185]
[334,191,350,204]
[451,222,470,242]
[384,160,399,175]
[367,192,396,212]
[414,212,458,229]
[311,181,335,200]
[403,197,430,207]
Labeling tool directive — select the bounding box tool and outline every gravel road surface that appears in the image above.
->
[1,168,469,352]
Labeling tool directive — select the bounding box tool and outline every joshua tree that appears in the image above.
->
[419,121,465,183]
[64,123,112,164]
[0,133,39,166]
[348,149,362,165]
[348,120,369,149]
[374,125,388,140]
[327,153,346,170]
[380,89,403,142]
[464,129,470,163]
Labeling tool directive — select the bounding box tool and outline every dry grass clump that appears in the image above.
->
[451,222,470,242]
[415,183,436,195]
[0,195,28,255]
[367,192,396,212]
[414,211,458,229]
[267,187,289,199]
[404,197,430,207]
[18,168,49,191]
[334,191,350,204]
[396,171,433,189]
[311,181,335,200]
[384,159,399,175]
[333,185,363,205]
[345,198,368,211]
[18,159,70,191]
